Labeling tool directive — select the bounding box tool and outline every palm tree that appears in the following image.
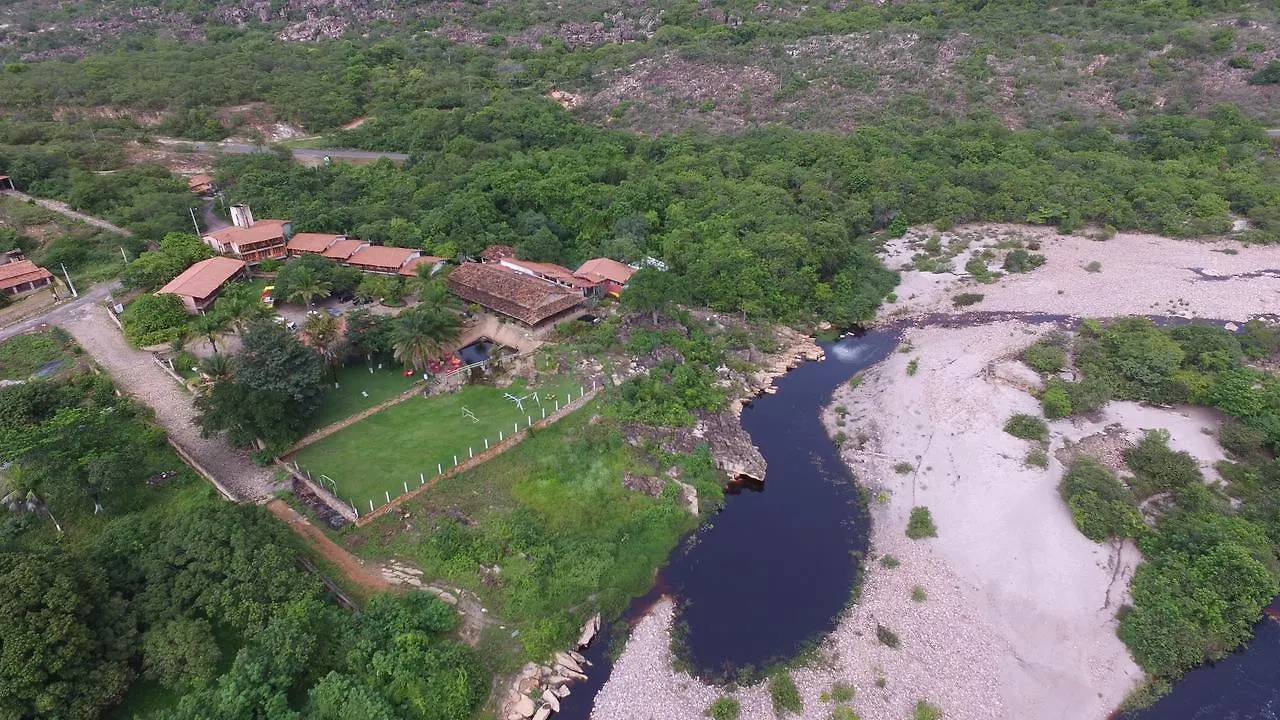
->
[286,266,333,310]
[197,353,230,382]
[1,487,61,533]
[212,285,268,332]
[392,307,462,372]
[413,274,457,314]
[191,312,229,353]
[302,312,343,374]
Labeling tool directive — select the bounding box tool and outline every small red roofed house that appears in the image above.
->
[0,257,55,297]
[574,257,635,297]
[188,174,214,196]
[157,257,247,313]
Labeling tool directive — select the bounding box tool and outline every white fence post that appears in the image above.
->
[420,473,425,485]
[514,422,518,434]
[499,430,504,441]
[484,438,489,450]
[453,455,458,467]
[384,491,390,503]
[468,447,473,459]
[369,500,374,512]
[403,481,409,493]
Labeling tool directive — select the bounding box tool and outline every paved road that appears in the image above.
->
[168,139,409,163]
[51,303,277,502]
[1,189,132,236]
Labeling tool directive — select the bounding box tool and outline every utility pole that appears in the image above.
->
[60,263,78,298]
[119,246,129,265]
[189,207,202,236]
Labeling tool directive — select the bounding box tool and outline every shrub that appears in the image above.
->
[121,293,189,346]
[875,624,900,648]
[1124,430,1203,499]
[830,682,855,703]
[1084,261,1102,272]
[952,292,984,307]
[879,554,900,568]
[906,506,938,539]
[1248,59,1280,84]
[1059,458,1143,542]
[1004,413,1049,440]
[1228,55,1253,69]
[1220,421,1268,458]
[830,708,861,720]
[906,358,919,376]
[257,258,282,272]
[911,585,927,602]
[893,461,914,474]
[965,258,995,282]
[769,672,803,716]
[706,697,741,720]
[914,700,944,720]
[1041,383,1073,419]
[1002,249,1046,273]
[1026,449,1049,468]
[1022,342,1066,374]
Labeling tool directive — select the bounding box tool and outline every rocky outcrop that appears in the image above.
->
[624,407,767,482]
[499,614,600,720]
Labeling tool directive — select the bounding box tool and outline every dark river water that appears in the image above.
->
[556,322,1280,720]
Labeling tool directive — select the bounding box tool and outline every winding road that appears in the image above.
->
[161,139,409,164]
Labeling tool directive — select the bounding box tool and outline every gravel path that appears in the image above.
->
[59,304,276,501]
[0,282,117,343]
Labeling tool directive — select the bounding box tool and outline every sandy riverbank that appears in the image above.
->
[591,227,1270,720]
[883,224,1280,320]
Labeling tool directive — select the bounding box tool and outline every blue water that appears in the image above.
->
[555,318,1280,719]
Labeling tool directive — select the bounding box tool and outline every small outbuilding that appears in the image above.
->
[157,256,247,313]
[575,257,636,296]
[0,259,55,297]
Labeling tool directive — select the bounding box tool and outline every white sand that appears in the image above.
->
[884,224,1280,321]
[592,227,1269,720]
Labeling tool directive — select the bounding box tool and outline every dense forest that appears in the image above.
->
[0,368,487,720]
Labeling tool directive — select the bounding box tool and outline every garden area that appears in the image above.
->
[0,328,81,381]
[292,374,585,510]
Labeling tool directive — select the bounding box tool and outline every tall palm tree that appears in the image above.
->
[191,312,229,353]
[413,274,457,314]
[197,353,230,382]
[302,312,343,374]
[1,487,61,533]
[212,285,268,332]
[392,307,462,372]
[287,266,333,310]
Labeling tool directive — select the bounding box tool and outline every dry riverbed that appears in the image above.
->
[591,226,1279,720]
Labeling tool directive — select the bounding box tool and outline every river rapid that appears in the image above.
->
[556,320,1278,720]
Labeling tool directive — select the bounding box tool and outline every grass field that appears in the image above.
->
[293,375,585,508]
[341,405,727,662]
[310,363,423,429]
[0,328,80,380]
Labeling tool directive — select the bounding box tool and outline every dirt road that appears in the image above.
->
[58,303,277,501]
[1,189,132,236]
[266,499,391,594]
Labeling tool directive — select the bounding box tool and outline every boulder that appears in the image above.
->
[532,708,552,720]
[541,690,561,713]
[513,696,536,718]
[546,675,570,687]
[568,650,586,664]
[554,652,583,674]
[576,613,601,648]
[518,676,540,694]
[553,684,571,698]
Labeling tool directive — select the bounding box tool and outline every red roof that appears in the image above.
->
[321,239,367,260]
[204,220,288,249]
[0,260,54,290]
[157,257,245,300]
[448,263,583,325]
[287,232,343,253]
[346,245,418,270]
[575,257,635,285]
[399,256,446,277]
[501,258,595,289]
[480,244,516,262]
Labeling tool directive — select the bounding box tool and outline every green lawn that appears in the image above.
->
[341,404,725,661]
[0,328,80,380]
[293,375,585,508]
[310,363,424,429]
